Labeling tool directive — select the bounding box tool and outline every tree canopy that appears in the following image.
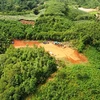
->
[0,0,46,12]
[0,0,100,100]
[0,46,57,100]
[35,65,100,100]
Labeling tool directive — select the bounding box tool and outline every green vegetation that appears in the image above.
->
[34,65,100,100]
[0,19,36,53]
[0,0,100,15]
[65,0,100,8]
[1,19,99,54]
[72,21,100,52]
[0,0,99,54]
[84,46,100,69]
[75,0,100,8]
[0,20,28,53]
[0,0,100,100]
[31,0,99,52]
[0,0,46,14]
[27,46,100,100]
[0,12,43,21]
[0,46,57,100]
[34,16,74,32]
[45,1,68,16]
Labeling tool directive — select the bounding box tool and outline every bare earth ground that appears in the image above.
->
[13,40,88,64]
[13,40,40,48]
[19,19,35,25]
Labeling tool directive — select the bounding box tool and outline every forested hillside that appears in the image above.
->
[0,46,57,100]
[0,0,100,54]
[0,0,46,12]
[0,0,100,13]
[75,0,100,8]
[0,0,100,100]
[29,0,100,52]
[0,20,33,53]
[65,0,100,8]
[35,64,100,100]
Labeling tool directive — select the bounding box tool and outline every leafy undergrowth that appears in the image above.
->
[32,66,100,100]
[84,46,100,69]
[0,46,57,100]
[26,46,100,100]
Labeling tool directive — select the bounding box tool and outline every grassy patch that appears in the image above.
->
[0,9,45,21]
[84,46,100,69]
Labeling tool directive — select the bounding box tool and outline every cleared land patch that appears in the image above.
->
[13,40,40,48]
[78,7,97,12]
[13,40,88,64]
[19,19,35,25]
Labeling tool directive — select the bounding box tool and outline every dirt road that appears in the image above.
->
[78,7,97,12]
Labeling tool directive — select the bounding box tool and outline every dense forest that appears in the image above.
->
[0,0,100,53]
[0,0,100,14]
[35,65,100,100]
[0,0,45,12]
[32,46,100,100]
[66,0,100,8]
[0,0,100,100]
[0,46,57,100]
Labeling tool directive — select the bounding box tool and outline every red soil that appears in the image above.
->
[67,50,88,64]
[13,40,40,48]
[19,19,35,25]
[13,40,88,64]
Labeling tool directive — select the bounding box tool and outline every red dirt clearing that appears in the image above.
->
[19,19,35,25]
[13,40,88,64]
[13,40,40,48]
[67,50,87,64]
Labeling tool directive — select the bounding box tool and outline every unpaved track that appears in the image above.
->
[78,7,97,12]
